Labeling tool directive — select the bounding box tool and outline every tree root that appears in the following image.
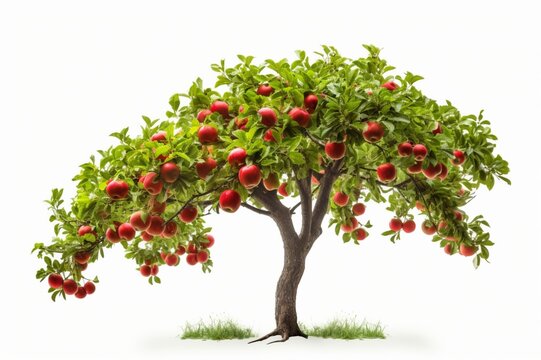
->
[248,328,308,344]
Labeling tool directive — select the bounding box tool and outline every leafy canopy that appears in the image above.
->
[33,45,510,301]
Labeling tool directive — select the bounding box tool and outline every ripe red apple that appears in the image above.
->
[402,220,416,233]
[444,243,453,255]
[397,142,413,157]
[412,144,428,161]
[422,163,443,179]
[263,129,277,142]
[140,265,151,277]
[421,220,437,235]
[238,165,262,189]
[333,192,349,207]
[432,122,443,135]
[354,228,368,241]
[325,142,346,160]
[202,234,215,248]
[210,100,229,118]
[106,180,129,200]
[278,183,289,197]
[186,253,198,266]
[304,94,318,113]
[415,201,425,212]
[62,279,78,295]
[143,172,164,196]
[77,225,96,238]
[228,148,247,167]
[48,273,63,289]
[74,252,91,265]
[195,157,218,179]
[407,161,423,174]
[140,231,153,241]
[454,210,464,221]
[263,173,280,191]
[381,81,398,91]
[160,162,180,183]
[74,287,87,299]
[118,223,136,241]
[340,217,359,233]
[377,163,396,182]
[165,254,180,266]
[197,109,212,122]
[175,245,186,255]
[179,205,198,223]
[161,221,178,238]
[362,121,385,142]
[84,281,96,295]
[150,131,167,142]
[352,203,366,216]
[235,117,248,130]
[438,163,449,180]
[289,107,310,127]
[257,84,274,96]
[130,211,150,231]
[197,125,218,144]
[146,216,166,236]
[151,264,159,275]
[459,244,477,257]
[258,107,277,127]
[451,149,466,166]
[187,242,198,253]
[197,251,209,263]
[389,218,403,232]
[106,227,121,243]
[219,189,241,212]
[149,197,166,214]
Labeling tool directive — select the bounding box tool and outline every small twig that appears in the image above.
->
[241,202,271,216]
[303,129,325,147]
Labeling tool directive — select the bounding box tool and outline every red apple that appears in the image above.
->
[187,242,198,254]
[62,279,78,295]
[197,125,218,144]
[258,107,277,127]
[219,189,241,212]
[454,210,464,221]
[186,253,198,266]
[407,161,423,174]
[118,223,136,241]
[397,142,413,157]
[421,220,437,235]
[377,163,396,182]
[77,262,88,271]
[438,163,449,180]
[106,180,129,200]
[196,157,218,179]
[161,221,178,238]
[415,201,425,212]
[432,122,443,135]
[263,173,280,191]
[210,100,229,118]
[141,231,153,241]
[444,243,453,255]
[333,192,349,207]
[412,144,428,161]
[422,163,443,179]
[289,107,310,127]
[140,265,151,277]
[459,244,477,257]
[149,197,166,214]
[197,109,212,122]
[389,218,403,232]
[238,165,262,189]
[143,172,163,196]
[146,216,165,236]
[354,228,368,241]
[451,149,466,166]
[202,234,215,248]
[150,131,167,142]
[278,183,289,197]
[257,84,274,96]
[160,162,180,183]
[341,217,359,233]
[362,121,385,143]
[48,273,63,289]
[179,205,198,223]
[197,251,209,263]
[175,246,186,255]
[325,142,346,160]
[77,225,96,238]
[381,81,398,91]
[165,254,180,266]
[263,129,277,142]
[74,287,87,299]
[106,227,121,243]
[352,203,366,216]
[150,264,159,275]
[130,211,150,231]
[84,282,96,295]
[304,94,318,113]
[228,148,247,167]
[74,252,91,265]
[402,220,416,233]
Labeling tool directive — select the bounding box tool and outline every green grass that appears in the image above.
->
[180,318,255,340]
[301,318,386,340]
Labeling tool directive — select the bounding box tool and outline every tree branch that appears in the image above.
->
[296,175,313,241]
[303,129,325,147]
[241,202,271,216]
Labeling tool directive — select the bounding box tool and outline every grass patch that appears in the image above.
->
[180,318,255,340]
[301,318,386,340]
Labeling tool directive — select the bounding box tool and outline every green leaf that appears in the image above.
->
[288,152,305,165]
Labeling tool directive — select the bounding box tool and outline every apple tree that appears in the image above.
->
[33,45,510,343]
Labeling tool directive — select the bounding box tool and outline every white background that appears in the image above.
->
[3,0,540,359]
